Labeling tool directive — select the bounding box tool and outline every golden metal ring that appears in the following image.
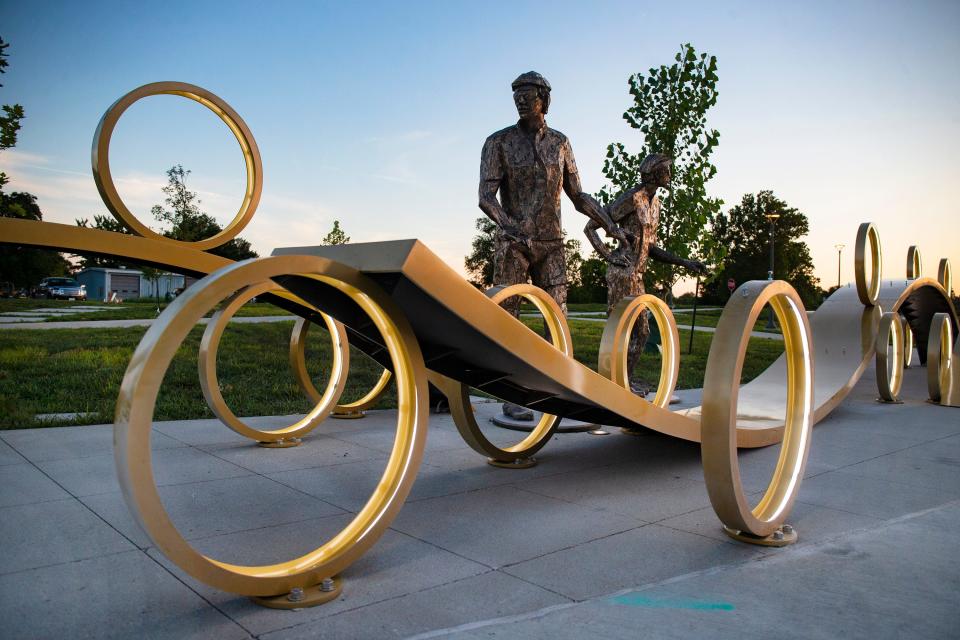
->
[938,258,953,296]
[927,313,953,403]
[875,312,904,402]
[903,323,914,368]
[198,283,348,442]
[92,81,263,251]
[334,369,392,415]
[115,255,428,596]
[854,222,882,305]
[289,318,392,416]
[701,280,813,538]
[439,283,571,461]
[599,294,679,408]
[906,246,922,279]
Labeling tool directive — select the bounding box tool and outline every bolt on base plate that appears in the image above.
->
[723,524,797,547]
[876,398,904,404]
[251,576,342,609]
[487,457,537,469]
[331,410,365,420]
[257,438,302,449]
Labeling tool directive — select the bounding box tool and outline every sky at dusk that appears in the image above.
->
[1,0,958,294]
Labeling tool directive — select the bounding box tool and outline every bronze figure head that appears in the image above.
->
[512,71,551,116]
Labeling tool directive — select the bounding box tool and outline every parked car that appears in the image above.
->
[33,277,87,300]
[0,282,14,298]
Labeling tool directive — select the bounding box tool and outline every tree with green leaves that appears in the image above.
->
[320,220,350,245]
[0,38,70,287]
[74,214,133,270]
[703,191,822,308]
[0,36,25,193]
[150,164,258,261]
[598,43,723,297]
[0,192,71,287]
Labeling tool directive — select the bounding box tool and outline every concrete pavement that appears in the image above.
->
[0,363,957,638]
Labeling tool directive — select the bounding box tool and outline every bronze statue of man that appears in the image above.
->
[585,153,707,395]
[479,71,624,420]
[479,71,625,315]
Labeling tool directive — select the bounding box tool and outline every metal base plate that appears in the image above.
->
[723,525,797,547]
[250,577,342,609]
[257,438,302,448]
[487,457,538,469]
[490,412,597,433]
[331,410,365,420]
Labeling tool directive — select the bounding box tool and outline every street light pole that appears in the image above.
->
[765,213,780,329]
[835,243,845,289]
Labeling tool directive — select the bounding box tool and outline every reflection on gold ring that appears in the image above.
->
[854,222,882,305]
[700,280,813,539]
[437,283,571,462]
[92,81,263,251]
[115,255,428,596]
[906,246,922,279]
[927,313,953,404]
[599,294,679,408]
[875,312,903,402]
[200,282,348,442]
[938,259,952,297]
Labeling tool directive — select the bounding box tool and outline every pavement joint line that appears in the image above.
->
[261,570,516,639]
[508,483,652,526]
[405,499,960,640]
[139,546,259,639]
[0,494,77,512]
[0,548,140,579]
[384,526,498,571]
[497,521,652,572]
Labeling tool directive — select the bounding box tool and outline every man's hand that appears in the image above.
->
[608,225,629,246]
[685,259,708,276]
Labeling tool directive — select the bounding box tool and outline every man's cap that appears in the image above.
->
[511,71,551,92]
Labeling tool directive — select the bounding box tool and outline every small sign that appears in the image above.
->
[727,278,736,292]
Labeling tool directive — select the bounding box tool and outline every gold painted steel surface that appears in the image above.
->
[700,280,813,538]
[926,313,954,405]
[92,81,263,251]
[289,317,392,418]
[904,324,914,368]
[938,258,953,297]
[875,312,904,402]
[199,282,348,443]
[333,369,392,416]
[436,283,572,461]
[906,246,922,279]
[114,255,429,596]
[599,294,679,409]
[854,222,882,305]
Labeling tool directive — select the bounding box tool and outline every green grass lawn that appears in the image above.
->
[0,315,784,430]
[0,298,294,321]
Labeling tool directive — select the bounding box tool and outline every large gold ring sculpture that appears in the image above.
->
[927,313,954,404]
[5,80,960,607]
[701,280,813,541]
[599,294,679,408]
[288,318,391,419]
[92,81,263,250]
[114,255,428,598]
[903,324,914,368]
[875,312,904,402]
[199,282,348,445]
[939,259,953,296]
[432,284,571,465]
[906,245,922,279]
[854,222,882,305]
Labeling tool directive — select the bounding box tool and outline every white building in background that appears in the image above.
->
[75,267,198,301]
